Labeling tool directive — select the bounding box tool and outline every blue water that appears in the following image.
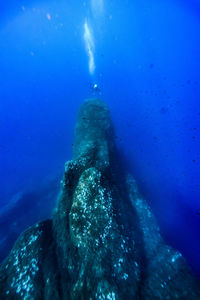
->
[0,0,200,278]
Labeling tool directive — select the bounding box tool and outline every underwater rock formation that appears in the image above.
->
[0,98,200,299]
[0,179,59,263]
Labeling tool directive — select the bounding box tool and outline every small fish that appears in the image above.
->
[160,107,168,114]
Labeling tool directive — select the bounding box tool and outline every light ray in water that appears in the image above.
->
[84,20,95,75]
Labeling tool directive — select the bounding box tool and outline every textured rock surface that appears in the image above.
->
[0,98,200,299]
[0,179,59,263]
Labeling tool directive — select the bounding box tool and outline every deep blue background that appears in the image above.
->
[0,0,200,278]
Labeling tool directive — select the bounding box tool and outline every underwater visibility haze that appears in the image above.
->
[0,0,200,296]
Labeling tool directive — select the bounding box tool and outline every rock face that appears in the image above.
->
[0,98,200,299]
[0,179,59,263]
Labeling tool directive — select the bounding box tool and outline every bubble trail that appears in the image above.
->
[84,20,95,75]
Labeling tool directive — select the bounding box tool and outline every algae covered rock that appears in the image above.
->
[0,98,200,299]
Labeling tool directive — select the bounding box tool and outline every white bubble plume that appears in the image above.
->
[84,20,95,75]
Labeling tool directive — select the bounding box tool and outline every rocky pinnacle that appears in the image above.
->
[0,98,200,299]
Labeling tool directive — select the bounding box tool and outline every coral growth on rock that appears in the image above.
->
[0,98,199,299]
